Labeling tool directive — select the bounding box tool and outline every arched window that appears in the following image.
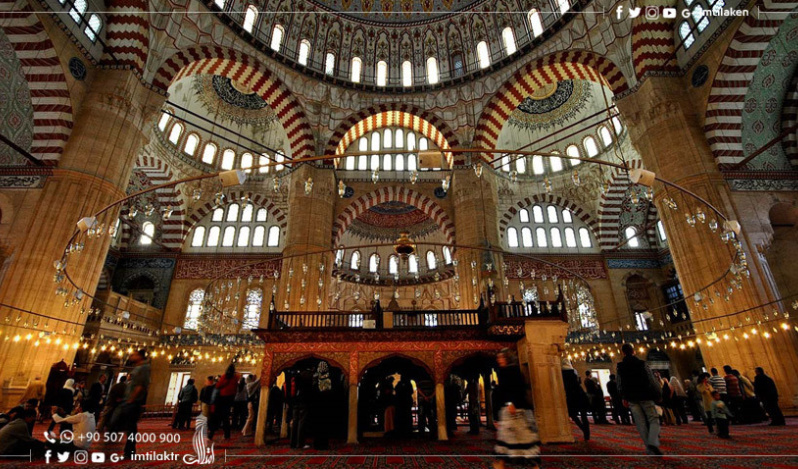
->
[402,61,413,87]
[624,226,640,248]
[562,209,573,223]
[69,0,86,23]
[550,227,563,247]
[140,221,155,245]
[551,155,563,172]
[612,116,623,135]
[532,155,544,174]
[267,226,280,246]
[536,227,548,247]
[599,126,613,147]
[158,112,171,131]
[256,208,268,221]
[242,289,262,330]
[442,246,452,264]
[298,39,311,66]
[275,152,285,171]
[383,154,392,171]
[657,220,667,241]
[259,155,268,173]
[408,154,417,171]
[419,138,428,151]
[519,208,530,223]
[241,204,253,222]
[226,203,239,222]
[516,157,526,174]
[212,208,224,221]
[578,227,592,247]
[369,254,380,273]
[206,226,221,246]
[184,133,199,155]
[451,52,465,77]
[564,227,577,247]
[395,154,405,171]
[389,256,399,275]
[376,61,388,86]
[270,25,284,51]
[583,136,599,157]
[501,154,511,173]
[679,22,695,49]
[476,41,490,69]
[532,205,544,223]
[240,153,253,172]
[237,226,251,246]
[351,57,362,83]
[426,57,439,84]
[85,14,102,42]
[184,288,204,330]
[692,5,709,31]
[502,27,517,55]
[252,226,265,246]
[214,0,224,7]
[528,9,544,37]
[243,5,258,33]
[547,206,559,223]
[711,0,726,13]
[222,226,236,247]
[350,251,361,270]
[408,254,418,273]
[521,227,533,247]
[221,149,235,170]
[168,123,183,144]
[191,226,206,247]
[508,227,520,247]
[426,250,437,270]
[335,247,345,267]
[558,0,570,14]
[566,145,580,165]
[325,52,335,75]
[383,129,392,148]
[202,143,217,164]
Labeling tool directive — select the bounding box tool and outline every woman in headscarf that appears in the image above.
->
[668,376,688,425]
[312,361,333,449]
[493,349,540,469]
[47,379,76,436]
[697,373,715,434]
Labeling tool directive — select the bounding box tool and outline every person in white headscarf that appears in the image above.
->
[47,379,77,437]
[669,376,688,425]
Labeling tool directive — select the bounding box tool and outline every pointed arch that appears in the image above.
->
[100,0,149,75]
[152,46,314,159]
[630,0,680,79]
[182,191,287,244]
[499,194,599,240]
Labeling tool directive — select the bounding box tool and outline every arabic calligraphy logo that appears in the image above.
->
[183,414,215,465]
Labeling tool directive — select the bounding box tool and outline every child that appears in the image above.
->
[710,390,733,438]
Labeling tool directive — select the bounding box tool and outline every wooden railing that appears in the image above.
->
[393,309,482,328]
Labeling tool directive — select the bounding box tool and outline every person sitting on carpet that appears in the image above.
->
[0,409,45,457]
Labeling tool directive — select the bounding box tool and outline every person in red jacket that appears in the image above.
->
[209,364,240,440]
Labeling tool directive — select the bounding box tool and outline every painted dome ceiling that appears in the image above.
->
[307,0,486,24]
[348,201,440,242]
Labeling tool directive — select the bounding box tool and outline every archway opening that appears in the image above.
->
[446,353,500,435]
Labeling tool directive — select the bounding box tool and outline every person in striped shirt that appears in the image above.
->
[708,368,727,401]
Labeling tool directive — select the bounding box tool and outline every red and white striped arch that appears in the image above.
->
[630,0,680,79]
[498,194,599,239]
[153,46,315,160]
[325,104,461,164]
[100,0,149,75]
[597,160,658,249]
[474,50,629,156]
[332,187,454,246]
[182,191,288,247]
[0,1,73,162]
[704,0,798,168]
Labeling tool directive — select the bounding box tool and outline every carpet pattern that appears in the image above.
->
[3,418,797,468]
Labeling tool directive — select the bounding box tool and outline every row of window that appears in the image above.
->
[222,1,571,86]
[508,226,592,249]
[184,288,262,331]
[341,128,433,171]
[191,225,280,247]
[500,118,623,174]
[678,0,724,50]
[157,113,287,173]
[58,0,102,43]
[338,248,453,274]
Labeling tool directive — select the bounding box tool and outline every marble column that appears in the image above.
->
[254,384,271,446]
[0,70,163,395]
[522,319,573,443]
[435,382,448,441]
[347,383,358,444]
[617,77,798,406]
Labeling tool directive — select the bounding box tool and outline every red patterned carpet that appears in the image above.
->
[3,418,797,468]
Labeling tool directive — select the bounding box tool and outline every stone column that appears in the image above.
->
[276,165,335,312]
[617,77,798,406]
[0,70,163,392]
[347,383,358,444]
[523,319,573,443]
[435,382,448,441]
[451,169,505,308]
[255,384,270,446]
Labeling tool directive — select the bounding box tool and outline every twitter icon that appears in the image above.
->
[57,451,69,463]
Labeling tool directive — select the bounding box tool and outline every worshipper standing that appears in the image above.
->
[111,349,150,460]
[696,373,715,434]
[444,377,460,437]
[416,378,436,436]
[616,343,663,455]
[492,349,540,469]
[684,377,703,422]
[233,377,249,430]
[753,367,785,426]
[379,375,397,437]
[47,379,76,437]
[290,367,313,448]
[395,375,414,437]
[209,364,241,441]
[466,374,481,435]
[51,401,96,451]
[199,376,215,418]
[607,374,631,425]
[561,359,590,441]
[174,378,198,430]
[97,376,127,432]
[710,391,733,438]
[653,371,675,425]
[18,376,45,412]
[0,409,45,457]
[312,361,333,449]
[669,376,689,425]
[242,374,262,437]
[722,365,743,422]
[732,369,765,423]
[86,374,107,422]
[708,368,727,402]
[583,371,608,424]
[42,360,69,423]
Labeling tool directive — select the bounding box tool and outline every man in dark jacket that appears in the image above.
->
[616,343,663,455]
[97,376,126,432]
[561,360,590,441]
[754,367,785,426]
[174,379,198,430]
[607,374,631,425]
[584,371,608,424]
[86,374,107,420]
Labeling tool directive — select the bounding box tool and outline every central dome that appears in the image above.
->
[307,0,486,24]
